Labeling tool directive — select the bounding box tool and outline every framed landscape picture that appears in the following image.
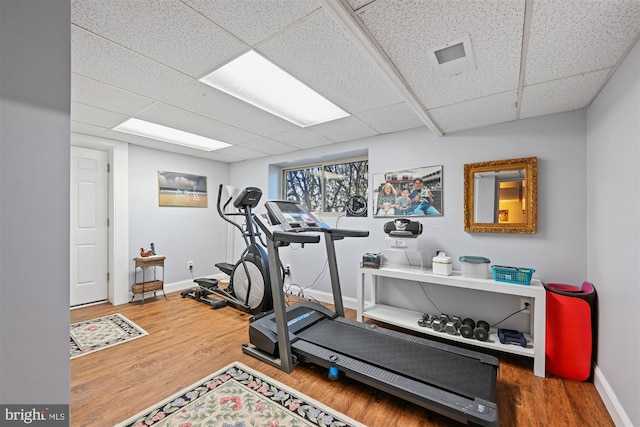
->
[158,171,208,207]
[372,165,443,217]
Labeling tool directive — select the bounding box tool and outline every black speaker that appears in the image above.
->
[474,320,490,341]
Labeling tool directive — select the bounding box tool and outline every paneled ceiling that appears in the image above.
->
[71,0,640,162]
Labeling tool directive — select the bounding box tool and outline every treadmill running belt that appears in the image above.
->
[297,318,496,402]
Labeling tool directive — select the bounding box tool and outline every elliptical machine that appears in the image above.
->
[180,185,272,314]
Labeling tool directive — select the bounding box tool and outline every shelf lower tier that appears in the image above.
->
[362,303,535,358]
[131,280,163,294]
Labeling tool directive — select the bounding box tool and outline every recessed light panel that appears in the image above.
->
[114,118,231,151]
[200,50,350,127]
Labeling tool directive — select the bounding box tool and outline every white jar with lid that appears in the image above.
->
[432,251,452,276]
[459,256,491,279]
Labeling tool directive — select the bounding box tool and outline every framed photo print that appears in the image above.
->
[158,171,208,207]
[372,165,443,217]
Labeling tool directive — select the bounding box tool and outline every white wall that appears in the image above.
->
[230,111,587,333]
[0,0,71,404]
[127,145,231,299]
[587,39,640,427]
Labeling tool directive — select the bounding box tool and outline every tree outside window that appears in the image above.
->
[283,159,368,214]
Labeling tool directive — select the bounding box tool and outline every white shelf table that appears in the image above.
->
[357,266,546,377]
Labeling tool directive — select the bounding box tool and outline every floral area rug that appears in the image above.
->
[114,362,366,427]
[70,313,148,359]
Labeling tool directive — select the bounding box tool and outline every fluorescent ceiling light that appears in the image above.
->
[200,50,349,127]
[113,118,231,151]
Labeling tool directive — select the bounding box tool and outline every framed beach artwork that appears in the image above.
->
[158,171,208,207]
[372,165,443,217]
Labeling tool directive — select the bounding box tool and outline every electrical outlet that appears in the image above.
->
[520,297,531,313]
[187,260,193,270]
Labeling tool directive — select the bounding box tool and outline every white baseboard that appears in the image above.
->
[164,274,227,295]
[593,365,633,427]
[163,279,196,295]
[302,288,360,310]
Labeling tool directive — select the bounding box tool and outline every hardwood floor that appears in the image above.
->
[70,291,613,426]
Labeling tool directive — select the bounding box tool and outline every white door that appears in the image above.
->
[70,147,108,306]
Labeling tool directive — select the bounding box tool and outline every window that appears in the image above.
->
[283,158,368,214]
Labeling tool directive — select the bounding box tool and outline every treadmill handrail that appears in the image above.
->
[327,229,369,239]
[272,230,321,245]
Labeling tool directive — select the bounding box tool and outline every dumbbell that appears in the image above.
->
[474,320,491,341]
[498,329,527,347]
[417,313,436,328]
[459,318,476,339]
[431,314,450,332]
[459,318,491,341]
[445,316,462,335]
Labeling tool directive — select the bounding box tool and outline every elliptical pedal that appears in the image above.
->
[195,278,219,290]
[210,300,227,309]
[214,262,234,276]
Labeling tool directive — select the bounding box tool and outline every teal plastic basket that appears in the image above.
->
[492,265,535,285]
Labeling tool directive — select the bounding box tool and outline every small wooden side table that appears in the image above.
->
[131,255,167,305]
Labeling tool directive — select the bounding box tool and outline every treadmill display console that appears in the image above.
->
[265,200,330,232]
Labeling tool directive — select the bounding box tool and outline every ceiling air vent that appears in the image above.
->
[429,35,475,77]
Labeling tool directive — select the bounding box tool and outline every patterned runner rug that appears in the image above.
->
[70,313,148,359]
[114,362,366,427]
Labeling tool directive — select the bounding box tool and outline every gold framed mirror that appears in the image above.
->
[464,157,537,233]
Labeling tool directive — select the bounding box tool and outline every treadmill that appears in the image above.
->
[244,200,499,426]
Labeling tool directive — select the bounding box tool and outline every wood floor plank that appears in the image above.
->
[70,292,614,426]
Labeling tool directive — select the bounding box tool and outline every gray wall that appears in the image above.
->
[128,145,230,289]
[230,111,587,300]
[587,39,640,427]
[0,0,71,404]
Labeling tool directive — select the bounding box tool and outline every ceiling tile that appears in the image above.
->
[198,150,245,163]
[72,0,247,78]
[256,8,404,115]
[71,73,154,116]
[355,102,426,134]
[308,116,378,142]
[271,128,335,149]
[71,26,193,100]
[215,144,269,160]
[71,102,129,128]
[525,0,640,85]
[356,0,525,109]
[429,91,518,133]
[71,121,110,137]
[163,81,298,136]
[185,0,320,46]
[135,102,258,145]
[520,69,611,119]
[235,137,299,155]
[346,0,376,11]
